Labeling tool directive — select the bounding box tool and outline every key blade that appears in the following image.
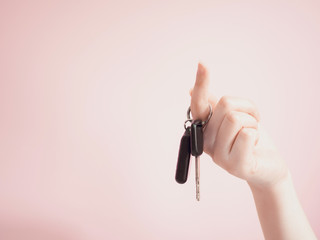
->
[196,156,200,201]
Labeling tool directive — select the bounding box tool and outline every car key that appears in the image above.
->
[175,126,191,184]
[175,104,212,201]
[190,120,204,201]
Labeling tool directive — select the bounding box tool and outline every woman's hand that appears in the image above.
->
[191,62,317,239]
[190,63,288,189]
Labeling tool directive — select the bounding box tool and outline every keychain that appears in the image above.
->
[175,104,212,201]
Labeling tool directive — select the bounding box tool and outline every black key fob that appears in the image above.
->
[175,127,191,184]
[190,120,203,157]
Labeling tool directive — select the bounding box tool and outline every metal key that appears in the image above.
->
[175,104,212,201]
[190,120,204,201]
[175,127,191,184]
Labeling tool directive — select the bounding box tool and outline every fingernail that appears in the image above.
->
[197,63,204,75]
[198,63,204,75]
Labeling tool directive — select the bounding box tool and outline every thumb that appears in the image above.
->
[190,62,217,121]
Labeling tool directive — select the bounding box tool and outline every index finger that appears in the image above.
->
[190,62,216,120]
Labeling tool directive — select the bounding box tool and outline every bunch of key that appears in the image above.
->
[175,105,212,201]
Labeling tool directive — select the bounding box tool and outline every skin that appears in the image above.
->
[190,62,317,240]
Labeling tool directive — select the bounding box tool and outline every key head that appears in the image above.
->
[175,127,191,184]
[191,120,204,157]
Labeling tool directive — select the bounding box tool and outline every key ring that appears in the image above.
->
[186,104,213,127]
[184,119,192,130]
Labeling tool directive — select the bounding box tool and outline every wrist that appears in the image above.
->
[248,170,317,240]
[248,168,291,196]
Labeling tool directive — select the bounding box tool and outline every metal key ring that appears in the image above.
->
[184,119,192,130]
[186,104,213,127]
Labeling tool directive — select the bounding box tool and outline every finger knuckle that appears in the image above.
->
[226,111,240,124]
[211,145,220,160]
[240,128,255,139]
[211,144,227,165]
[220,95,232,110]
[247,99,260,118]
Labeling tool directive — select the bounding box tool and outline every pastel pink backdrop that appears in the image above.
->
[0,0,319,239]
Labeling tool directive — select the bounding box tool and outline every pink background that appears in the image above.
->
[0,0,319,239]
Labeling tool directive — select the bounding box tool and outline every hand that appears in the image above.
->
[190,62,288,189]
